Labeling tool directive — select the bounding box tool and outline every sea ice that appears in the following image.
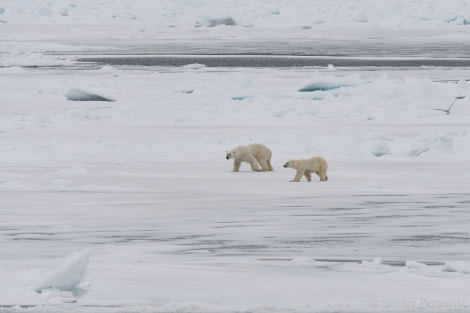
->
[2,1,470,311]
[33,249,91,294]
[406,260,429,270]
[361,257,383,270]
[442,261,470,274]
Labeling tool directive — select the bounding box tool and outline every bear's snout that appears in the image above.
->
[283,163,288,168]
[226,155,230,160]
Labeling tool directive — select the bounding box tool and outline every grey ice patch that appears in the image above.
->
[196,17,236,28]
[65,88,115,102]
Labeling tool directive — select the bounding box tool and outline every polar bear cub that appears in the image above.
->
[283,156,328,182]
[226,143,273,172]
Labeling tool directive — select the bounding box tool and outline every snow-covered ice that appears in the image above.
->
[33,249,91,295]
[1,1,470,312]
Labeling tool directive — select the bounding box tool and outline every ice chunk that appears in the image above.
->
[442,261,470,274]
[406,260,429,270]
[65,88,114,102]
[371,141,391,157]
[446,16,470,25]
[409,133,454,156]
[299,73,359,92]
[289,257,317,265]
[196,17,236,28]
[183,63,205,70]
[38,289,77,304]
[231,95,253,101]
[210,17,236,27]
[33,249,91,293]
[299,82,355,92]
[362,257,382,269]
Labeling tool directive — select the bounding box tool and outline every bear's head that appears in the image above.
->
[283,160,293,168]
[226,149,236,160]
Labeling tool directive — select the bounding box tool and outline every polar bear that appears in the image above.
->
[283,156,328,182]
[226,143,273,172]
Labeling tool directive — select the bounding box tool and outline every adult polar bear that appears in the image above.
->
[283,156,328,182]
[226,143,273,172]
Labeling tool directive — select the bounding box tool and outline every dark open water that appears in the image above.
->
[78,55,470,68]
[73,29,470,68]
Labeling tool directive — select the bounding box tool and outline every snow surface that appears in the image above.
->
[1,1,470,312]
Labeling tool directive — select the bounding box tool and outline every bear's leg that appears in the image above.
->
[290,169,304,182]
[267,158,274,171]
[257,158,269,172]
[233,159,242,172]
[248,156,261,172]
[317,171,328,181]
[304,171,312,182]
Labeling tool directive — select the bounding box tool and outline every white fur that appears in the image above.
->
[226,143,273,172]
[283,156,328,182]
